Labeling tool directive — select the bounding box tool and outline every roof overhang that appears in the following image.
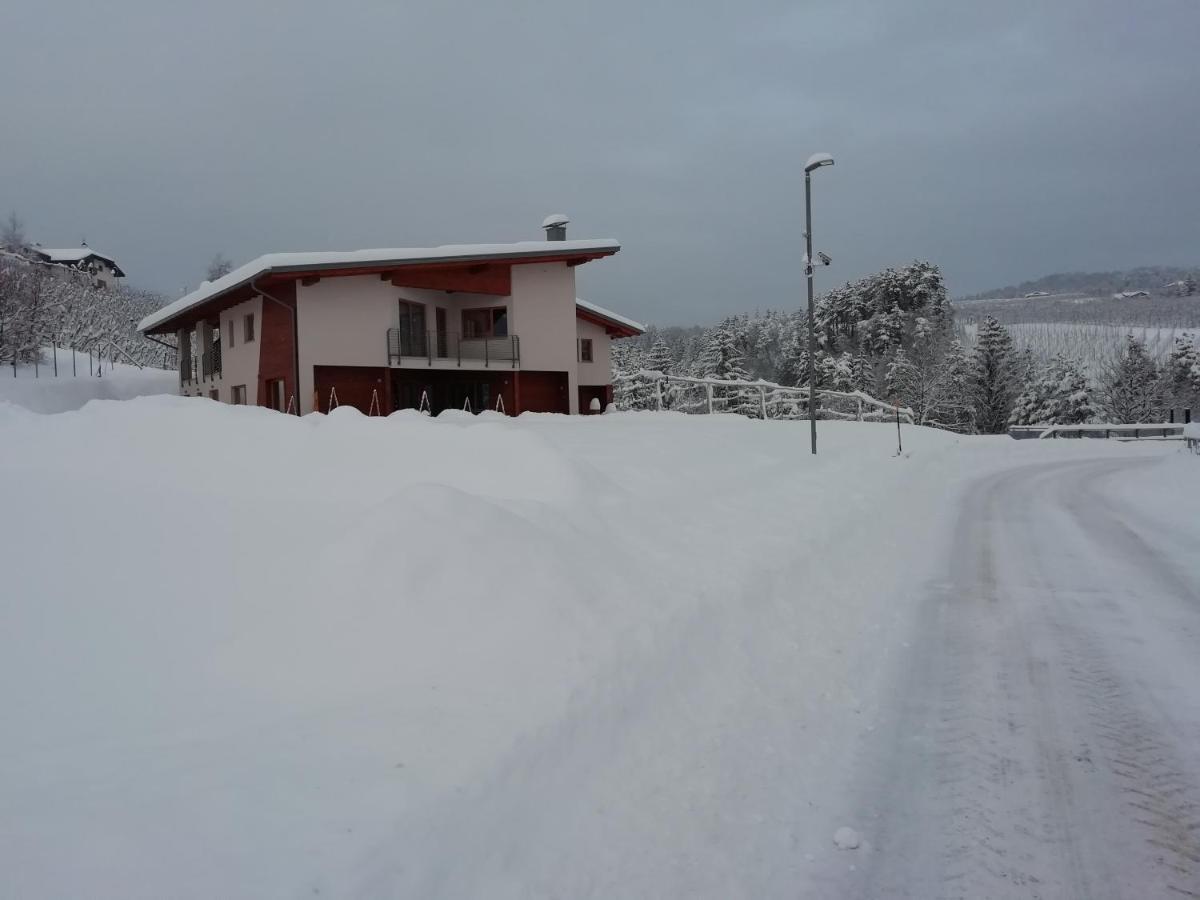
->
[139,240,620,335]
[575,299,645,338]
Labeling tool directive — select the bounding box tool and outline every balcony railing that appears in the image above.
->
[201,342,222,381]
[387,329,520,368]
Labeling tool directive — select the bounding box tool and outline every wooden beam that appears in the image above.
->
[301,275,321,286]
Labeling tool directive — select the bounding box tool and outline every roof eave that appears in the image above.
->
[139,243,620,335]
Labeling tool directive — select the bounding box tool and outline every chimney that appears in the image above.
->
[542,213,569,241]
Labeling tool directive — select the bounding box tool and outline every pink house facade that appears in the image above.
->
[138,218,643,416]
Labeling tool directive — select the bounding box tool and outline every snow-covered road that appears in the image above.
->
[832,456,1200,899]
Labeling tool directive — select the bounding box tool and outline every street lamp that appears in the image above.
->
[804,152,834,455]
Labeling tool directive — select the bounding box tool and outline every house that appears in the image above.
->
[27,242,125,288]
[1114,290,1150,299]
[137,216,644,416]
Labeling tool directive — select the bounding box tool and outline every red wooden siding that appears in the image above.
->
[256,280,298,410]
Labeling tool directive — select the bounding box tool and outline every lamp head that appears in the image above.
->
[805,152,835,173]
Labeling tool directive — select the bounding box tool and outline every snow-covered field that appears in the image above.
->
[959,321,1196,375]
[0,354,176,413]
[1,398,1195,898]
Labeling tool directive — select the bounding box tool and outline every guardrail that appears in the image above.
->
[1009,423,1186,441]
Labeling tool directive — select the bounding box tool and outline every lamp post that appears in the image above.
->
[804,152,834,454]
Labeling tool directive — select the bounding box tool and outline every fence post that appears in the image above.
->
[72,346,76,377]
[705,382,714,415]
[895,401,902,454]
[655,378,664,411]
[759,385,767,419]
[52,342,57,377]
[856,397,863,422]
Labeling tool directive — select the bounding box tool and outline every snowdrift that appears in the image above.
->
[0,399,1165,898]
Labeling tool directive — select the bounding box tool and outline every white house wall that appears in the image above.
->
[575,318,612,387]
[295,276,516,414]
[509,263,580,413]
[219,297,262,402]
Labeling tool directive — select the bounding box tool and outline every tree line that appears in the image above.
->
[614,260,1200,430]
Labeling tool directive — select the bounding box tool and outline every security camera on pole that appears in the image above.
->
[803,152,835,455]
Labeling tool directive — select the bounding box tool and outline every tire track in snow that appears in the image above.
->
[835,457,1200,899]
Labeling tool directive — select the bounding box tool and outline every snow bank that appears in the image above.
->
[0,402,1172,898]
[0,355,176,413]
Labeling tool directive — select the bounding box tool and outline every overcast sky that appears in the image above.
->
[2,0,1197,325]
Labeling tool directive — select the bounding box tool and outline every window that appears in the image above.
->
[227,319,235,348]
[462,307,508,339]
[231,385,247,405]
[579,338,594,363]
[244,313,255,343]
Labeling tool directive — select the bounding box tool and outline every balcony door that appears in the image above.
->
[398,300,427,357]
[462,307,508,339]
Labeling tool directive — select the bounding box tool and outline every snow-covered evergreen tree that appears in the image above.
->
[1162,333,1200,415]
[970,316,1019,433]
[698,318,758,414]
[1010,355,1096,426]
[646,337,673,375]
[1098,335,1166,423]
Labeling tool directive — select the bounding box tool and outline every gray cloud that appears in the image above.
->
[2,0,1197,325]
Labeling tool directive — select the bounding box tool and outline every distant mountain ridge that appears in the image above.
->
[958,265,1198,302]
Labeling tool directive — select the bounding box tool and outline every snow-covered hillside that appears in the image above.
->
[0,355,176,413]
[0,399,1185,898]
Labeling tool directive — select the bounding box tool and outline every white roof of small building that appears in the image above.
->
[31,246,122,271]
[139,238,620,333]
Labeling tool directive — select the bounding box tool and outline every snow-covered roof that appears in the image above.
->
[542,213,570,228]
[576,298,645,335]
[139,239,620,333]
[31,246,123,275]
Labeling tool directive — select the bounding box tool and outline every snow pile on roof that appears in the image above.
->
[139,239,620,333]
[576,297,645,333]
[4,400,1169,896]
[32,247,118,265]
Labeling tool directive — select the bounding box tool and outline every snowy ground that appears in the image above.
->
[0,353,176,413]
[1,398,1197,898]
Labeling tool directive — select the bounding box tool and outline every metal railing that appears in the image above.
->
[1009,423,1186,441]
[201,342,222,381]
[387,329,520,368]
[614,369,915,423]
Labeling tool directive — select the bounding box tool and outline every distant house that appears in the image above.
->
[1023,290,1049,298]
[27,243,125,289]
[1113,290,1150,299]
[138,215,644,416]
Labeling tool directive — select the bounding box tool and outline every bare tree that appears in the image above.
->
[1,212,26,252]
[206,253,234,281]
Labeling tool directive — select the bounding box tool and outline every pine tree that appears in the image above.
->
[1163,333,1200,414]
[1099,335,1166,423]
[1042,356,1096,424]
[970,316,1019,433]
[1010,355,1096,426]
[646,337,673,376]
[697,319,758,414]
